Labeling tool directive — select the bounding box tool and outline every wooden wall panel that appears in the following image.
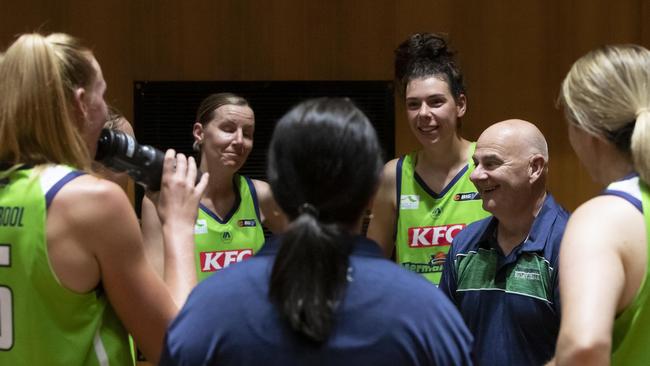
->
[1,0,649,210]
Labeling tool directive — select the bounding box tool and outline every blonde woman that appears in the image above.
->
[142,93,287,282]
[554,45,650,365]
[0,33,207,365]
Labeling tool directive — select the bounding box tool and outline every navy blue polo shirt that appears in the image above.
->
[440,193,569,366]
[161,235,474,366]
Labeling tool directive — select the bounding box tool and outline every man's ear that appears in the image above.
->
[528,154,546,183]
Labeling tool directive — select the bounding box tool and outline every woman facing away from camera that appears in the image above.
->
[0,33,207,365]
[553,45,650,365]
[142,93,287,282]
[367,33,489,285]
[159,98,474,366]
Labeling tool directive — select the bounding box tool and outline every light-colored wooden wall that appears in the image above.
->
[2,0,650,211]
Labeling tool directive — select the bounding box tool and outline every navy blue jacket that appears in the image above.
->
[161,236,473,366]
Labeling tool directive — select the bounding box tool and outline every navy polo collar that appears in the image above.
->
[478,193,559,254]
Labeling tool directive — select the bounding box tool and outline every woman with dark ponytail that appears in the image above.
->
[161,98,473,365]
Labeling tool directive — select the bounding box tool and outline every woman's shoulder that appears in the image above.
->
[572,195,642,224]
[58,173,126,201]
[564,195,645,253]
[49,173,132,223]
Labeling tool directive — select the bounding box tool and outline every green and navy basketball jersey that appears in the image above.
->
[609,176,650,365]
[194,175,265,282]
[0,165,133,365]
[395,144,490,285]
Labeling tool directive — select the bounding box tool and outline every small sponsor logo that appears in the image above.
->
[402,253,447,274]
[454,192,481,201]
[407,224,465,247]
[431,207,443,219]
[238,219,257,227]
[194,219,208,235]
[222,231,233,243]
[200,249,253,272]
[429,252,446,267]
[400,195,420,209]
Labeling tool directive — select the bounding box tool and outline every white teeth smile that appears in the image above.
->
[418,126,438,133]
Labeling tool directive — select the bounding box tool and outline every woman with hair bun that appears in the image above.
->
[160,98,473,366]
[554,45,650,365]
[367,32,489,285]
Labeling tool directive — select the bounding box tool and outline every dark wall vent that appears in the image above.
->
[133,81,395,229]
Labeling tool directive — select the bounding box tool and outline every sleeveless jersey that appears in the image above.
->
[395,144,490,285]
[609,175,650,365]
[194,175,265,281]
[0,165,133,365]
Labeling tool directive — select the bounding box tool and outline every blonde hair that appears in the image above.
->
[559,44,650,184]
[0,33,95,170]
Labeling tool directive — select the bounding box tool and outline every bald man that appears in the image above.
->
[440,120,569,366]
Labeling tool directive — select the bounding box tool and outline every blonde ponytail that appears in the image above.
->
[631,109,650,183]
[560,44,650,184]
[0,33,95,170]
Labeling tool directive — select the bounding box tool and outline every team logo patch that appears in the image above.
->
[200,249,253,272]
[402,252,447,274]
[407,224,465,247]
[454,192,481,201]
[222,231,233,243]
[400,195,420,209]
[238,219,257,227]
[514,270,541,281]
[431,207,443,219]
[194,219,208,235]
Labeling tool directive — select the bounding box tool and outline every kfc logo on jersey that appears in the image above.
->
[200,249,253,272]
[408,224,465,247]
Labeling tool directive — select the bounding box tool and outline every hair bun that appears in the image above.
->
[395,33,453,79]
[394,32,464,97]
[412,33,451,59]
